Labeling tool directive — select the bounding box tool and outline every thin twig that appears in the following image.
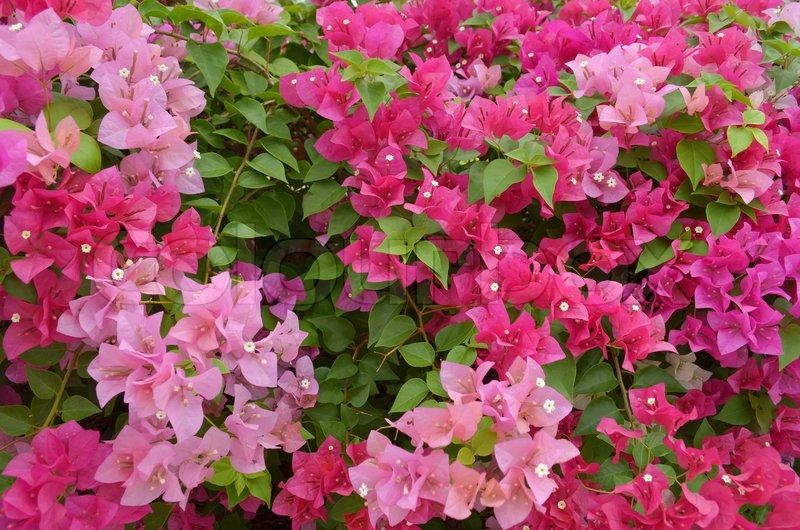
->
[42,347,83,429]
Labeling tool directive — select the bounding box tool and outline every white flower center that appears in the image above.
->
[494,245,502,255]
[149,74,160,85]
[112,268,125,281]
[193,150,202,159]
[579,60,588,68]
[559,301,570,312]
[490,282,500,292]
[431,180,439,187]
[643,473,653,483]
[156,410,166,420]
[299,378,311,390]
[535,377,546,388]
[358,483,369,498]
[646,397,656,406]
[423,191,432,198]
[606,176,617,188]
[9,23,23,32]
[631,304,640,311]
[634,77,646,86]
[694,226,703,234]
[557,500,566,509]
[81,244,92,254]
[185,167,196,176]
[10,313,20,323]
[593,172,604,182]
[385,154,394,161]
[157,64,168,73]
[721,474,732,484]
[534,463,549,478]
[543,399,556,413]
[243,341,256,353]
[342,19,350,25]
[118,67,130,79]
[21,230,31,240]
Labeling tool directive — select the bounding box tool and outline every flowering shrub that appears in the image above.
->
[1,0,800,528]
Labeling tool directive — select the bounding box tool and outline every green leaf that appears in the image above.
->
[742,109,766,125]
[636,237,675,273]
[303,181,347,218]
[246,471,272,505]
[305,159,339,183]
[594,461,634,490]
[426,371,448,397]
[482,158,526,203]
[693,419,715,447]
[248,23,295,38]
[327,355,358,380]
[306,252,343,281]
[676,139,715,189]
[399,342,435,367]
[263,141,298,171]
[208,246,237,267]
[574,363,618,395]
[71,133,101,174]
[143,503,174,530]
[574,396,623,435]
[196,153,232,178]
[355,79,388,120]
[328,204,360,235]
[779,323,800,370]
[389,378,428,413]
[714,394,754,426]
[706,201,741,235]
[308,316,355,353]
[542,355,576,400]
[435,322,475,351]
[187,41,228,96]
[208,458,238,486]
[376,315,417,348]
[750,127,769,150]
[414,241,449,287]
[533,165,558,208]
[46,94,93,130]
[457,446,475,465]
[0,405,32,436]
[248,153,286,183]
[469,418,497,456]
[727,126,754,157]
[233,97,268,133]
[632,365,686,393]
[446,346,477,366]
[0,118,29,132]
[25,368,61,400]
[61,395,101,421]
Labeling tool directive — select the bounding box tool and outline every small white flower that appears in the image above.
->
[494,245,502,255]
[535,76,542,83]
[694,226,703,234]
[9,23,23,32]
[157,63,168,73]
[118,67,130,79]
[21,230,31,240]
[112,268,125,281]
[634,77,646,86]
[606,176,617,188]
[358,483,369,498]
[431,180,439,187]
[459,26,466,32]
[342,18,350,25]
[643,473,653,483]
[155,410,167,420]
[385,154,394,162]
[534,463,549,478]
[490,282,500,292]
[243,341,256,353]
[721,474,732,484]
[543,399,556,414]
[717,32,724,38]
[423,191,432,199]
[535,377,546,388]
[299,378,311,390]
[149,74,160,85]
[125,259,134,267]
[81,244,92,254]
[593,172,604,182]
[185,167,196,176]
[10,313,20,323]
[325,25,332,30]
[432,39,438,45]
[527,52,534,58]
[631,304,640,312]
[495,6,502,11]
[291,78,298,85]
[559,301,570,312]
[557,500,567,510]
[309,76,316,82]
[426,47,433,53]
[193,150,202,159]
[579,60,589,68]
[646,397,656,406]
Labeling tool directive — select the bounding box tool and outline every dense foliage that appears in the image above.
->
[1,0,800,528]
